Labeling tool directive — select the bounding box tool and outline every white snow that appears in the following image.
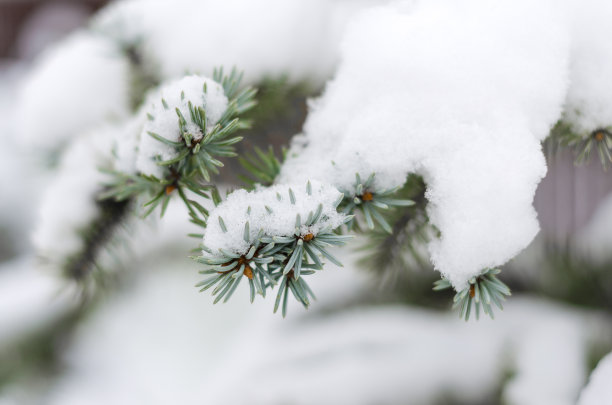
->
[0,257,76,346]
[42,253,602,405]
[91,0,379,86]
[32,125,116,268]
[5,1,612,403]
[136,75,228,177]
[45,255,251,405]
[578,352,612,405]
[210,298,599,405]
[16,31,130,151]
[0,63,48,255]
[18,0,612,291]
[91,0,157,48]
[202,181,345,256]
[278,0,571,289]
[563,0,612,133]
[503,317,587,405]
[112,115,144,175]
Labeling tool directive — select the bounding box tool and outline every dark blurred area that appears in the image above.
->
[0,1,107,60]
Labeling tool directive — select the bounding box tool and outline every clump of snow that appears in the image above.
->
[32,126,117,267]
[145,0,359,85]
[17,31,130,151]
[578,352,612,405]
[563,0,612,133]
[503,319,586,405]
[202,181,345,257]
[91,0,156,47]
[112,115,144,175]
[136,75,228,177]
[91,0,377,86]
[0,257,76,346]
[0,64,49,255]
[279,0,571,289]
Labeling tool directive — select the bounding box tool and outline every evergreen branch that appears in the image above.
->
[102,68,257,219]
[433,268,511,321]
[549,120,612,170]
[354,173,442,302]
[63,195,132,284]
[238,146,286,189]
[194,183,350,316]
[340,173,415,233]
[98,169,168,202]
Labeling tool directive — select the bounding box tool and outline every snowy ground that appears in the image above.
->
[0,233,609,404]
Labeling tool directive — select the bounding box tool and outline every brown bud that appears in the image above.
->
[244,265,253,280]
[165,185,177,195]
[361,191,374,201]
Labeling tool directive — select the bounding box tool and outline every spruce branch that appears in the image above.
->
[433,268,511,321]
[358,174,433,281]
[102,68,257,222]
[63,197,132,283]
[238,145,286,189]
[219,75,312,185]
[194,182,351,316]
[549,121,612,170]
[340,173,415,233]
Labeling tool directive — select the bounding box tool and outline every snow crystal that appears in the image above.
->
[578,352,612,405]
[32,125,116,266]
[202,181,345,257]
[135,75,228,177]
[17,31,130,151]
[279,0,571,289]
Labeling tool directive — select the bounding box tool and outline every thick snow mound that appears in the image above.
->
[17,31,130,151]
[279,0,571,289]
